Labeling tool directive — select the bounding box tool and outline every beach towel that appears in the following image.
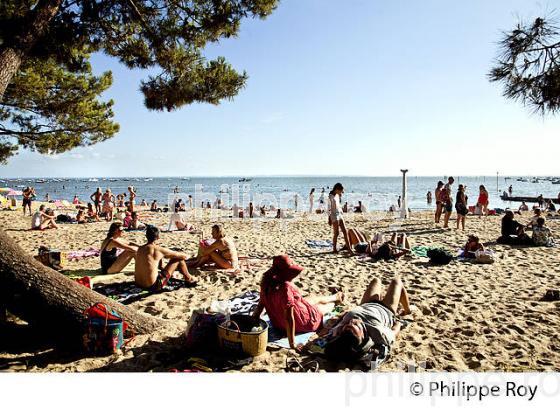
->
[266,309,341,349]
[305,239,333,249]
[411,246,439,258]
[67,247,101,261]
[94,278,187,304]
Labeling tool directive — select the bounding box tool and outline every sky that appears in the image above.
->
[2,0,560,178]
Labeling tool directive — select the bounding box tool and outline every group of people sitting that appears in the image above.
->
[99,223,239,291]
[252,254,411,360]
[498,208,555,247]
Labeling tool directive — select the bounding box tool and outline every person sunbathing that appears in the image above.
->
[128,212,145,230]
[99,222,138,274]
[134,226,197,290]
[188,224,238,269]
[168,211,193,231]
[324,276,411,362]
[252,255,343,350]
[348,228,385,256]
[463,235,484,258]
[76,209,87,224]
[86,203,101,222]
[373,233,411,261]
[31,205,58,230]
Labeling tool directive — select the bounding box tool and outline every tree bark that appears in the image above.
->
[0,0,63,99]
[0,229,164,336]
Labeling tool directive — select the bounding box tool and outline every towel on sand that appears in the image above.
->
[67,247,100,261]
[305,239,333,249]
[94,278,186,304]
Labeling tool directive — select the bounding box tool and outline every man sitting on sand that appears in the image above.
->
[188,224,239,270]
[134,226,197,291]
[31,205,58,230]
[497,210,531,245]
[324,276,411,362]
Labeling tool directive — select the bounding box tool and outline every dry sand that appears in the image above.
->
[1,205,559,372]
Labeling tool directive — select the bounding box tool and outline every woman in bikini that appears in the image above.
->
[128,186,137,212]
[99,222,138,274]
[477,185,489,216]
[434,181,444,223]
[188,224,239,270]
[329,183,352,254]
[102,189,115,221]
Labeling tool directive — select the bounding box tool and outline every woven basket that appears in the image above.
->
[217,314,268,357]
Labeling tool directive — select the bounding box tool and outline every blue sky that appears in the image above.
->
[2,0,560,177]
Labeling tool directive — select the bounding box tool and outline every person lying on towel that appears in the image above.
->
[324,276,411,362]
[135,226,197,291]
[252,255,343,350]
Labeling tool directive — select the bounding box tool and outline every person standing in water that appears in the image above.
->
[318,188,326,212]
[309,188,315,214]
[329,183,352,254]
[427,191,432,204]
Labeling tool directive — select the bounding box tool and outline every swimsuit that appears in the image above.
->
[146,270,172,292]
[100,242,118,274]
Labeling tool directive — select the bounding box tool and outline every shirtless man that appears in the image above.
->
[90,187,103,214]
[188,224,239,269]
[134,226,197,291]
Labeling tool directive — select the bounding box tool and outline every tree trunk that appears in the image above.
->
[0,0,63,99]
[0,229,164,336]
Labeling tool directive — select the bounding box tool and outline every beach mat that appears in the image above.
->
[94,278,187,304]
[266,309,341,349]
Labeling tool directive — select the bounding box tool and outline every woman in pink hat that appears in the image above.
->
[253,255,343,350]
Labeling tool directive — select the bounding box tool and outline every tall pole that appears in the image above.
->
[496,171,499,192]
[400,169,409,219]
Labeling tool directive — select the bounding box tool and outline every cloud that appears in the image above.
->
[261,112,284,124]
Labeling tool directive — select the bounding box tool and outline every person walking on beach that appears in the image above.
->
[455,184,468,230]
[329,183,352,254]
[476,185,489,216]
[135,226,197,290]
[90,187,103,214]
[22,186,35,216]
[441,177,454,228]
[309,188,315,214]
[434,181,444,223]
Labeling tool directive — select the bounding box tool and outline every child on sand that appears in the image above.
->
[252,255,343,350]
[324,276,411,361]
[134,226,197,290]
[532,218,554,247]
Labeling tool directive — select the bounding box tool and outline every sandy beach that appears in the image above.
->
[1,205,559,372]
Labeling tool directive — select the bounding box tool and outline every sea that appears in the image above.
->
[1,176,559,211]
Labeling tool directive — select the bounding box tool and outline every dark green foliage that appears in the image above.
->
[489,17,560,115]
[0,0,278,162]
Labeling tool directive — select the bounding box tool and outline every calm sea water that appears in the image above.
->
[1,176,559,211]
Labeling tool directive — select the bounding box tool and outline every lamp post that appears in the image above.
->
[400,169,409,219]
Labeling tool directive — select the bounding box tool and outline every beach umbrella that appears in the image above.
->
[0,187,11,193]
